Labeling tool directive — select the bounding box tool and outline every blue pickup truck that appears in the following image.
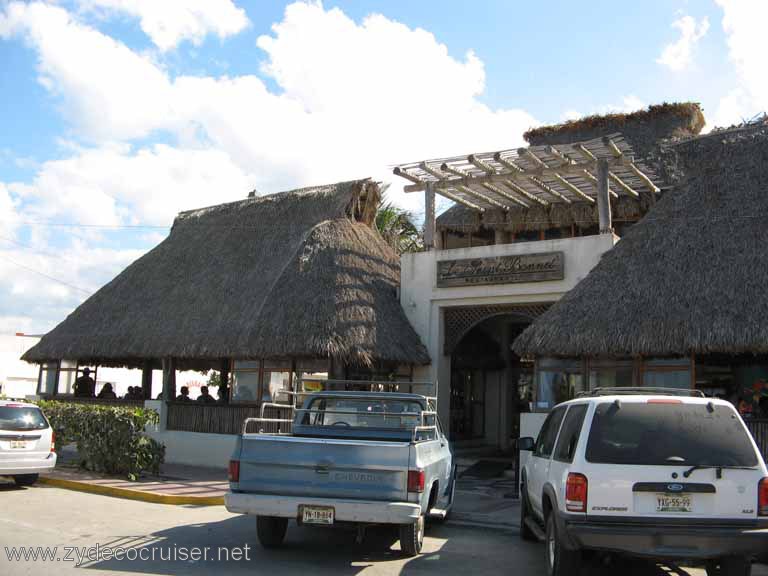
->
[225,391,455,556]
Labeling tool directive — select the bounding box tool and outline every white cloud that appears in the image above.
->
[712,0,768,127]
[77,0,250,51]
[656,14,709,72]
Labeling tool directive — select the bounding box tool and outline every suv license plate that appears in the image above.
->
[656,493,692,513]
[9,440,29,449]
[301,506,334,525]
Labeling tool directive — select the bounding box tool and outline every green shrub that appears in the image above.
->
[38,401,165,481]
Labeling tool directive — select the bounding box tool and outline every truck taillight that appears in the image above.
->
[50,431,55,453]
[759,477,768,517]
[566,473,588,513]
[407,470,425,493]
[228,460,240,483]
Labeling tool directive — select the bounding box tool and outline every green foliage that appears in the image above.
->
[38,400,165,481]
[205,370,221,388]
[375,201,422,254]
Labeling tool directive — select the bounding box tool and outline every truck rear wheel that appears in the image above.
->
[399,514,424,557]
[706,556,752,576]
[256,516,288,549]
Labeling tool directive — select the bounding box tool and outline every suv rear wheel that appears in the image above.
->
[13,474,38,487]
[545,513,581,576]
[256,516,288,549]
[706,556,752,576]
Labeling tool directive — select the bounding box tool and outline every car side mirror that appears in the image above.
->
[518,436,535,451]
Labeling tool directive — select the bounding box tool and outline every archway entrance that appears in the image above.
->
[448,314,534,449]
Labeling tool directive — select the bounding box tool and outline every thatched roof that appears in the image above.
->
[23,179,429,368]
[437,103,704,235]
[514,122,768,358]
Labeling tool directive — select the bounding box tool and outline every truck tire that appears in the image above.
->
[545,513,581,576]
[256,516,288,549]
[399,514,425,557]
[706,556,752,576]
[13,474,38,487]
[519,485,537,542]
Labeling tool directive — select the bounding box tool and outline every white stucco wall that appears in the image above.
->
[147,429,236,469]
[400,235,618,435]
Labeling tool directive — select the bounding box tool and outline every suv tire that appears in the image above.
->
[400,514,425,557]
[545,513,581,576]
[13,474,39,487]
[256,516,288,549]
[706,556,752,576]
[519,484,537,541]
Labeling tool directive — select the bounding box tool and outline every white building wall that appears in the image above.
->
[400,234,618,438]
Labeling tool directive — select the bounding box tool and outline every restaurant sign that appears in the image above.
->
[436,252,564,287]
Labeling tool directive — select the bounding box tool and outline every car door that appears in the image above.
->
[528,406,567,518]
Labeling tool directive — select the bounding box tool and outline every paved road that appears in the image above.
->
[0,483,765,576]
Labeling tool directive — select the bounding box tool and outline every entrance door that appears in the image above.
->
[449,370,485,441]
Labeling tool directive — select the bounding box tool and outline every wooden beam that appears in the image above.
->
[518,147,549,170]
[457,184,510,211]
[628,162,660,193]
[502,179,548,206]
[419,162,449,181]
[602,136,624,159]
[439,162,471,179]
[467,154,497,175]
[393,166,424,185]
[608,171,640,198]
[438,188,485,212]
[581,169,618,199]
[597,159,613,234]
[528,176,571,204]
[552,173,595,203]
[493,152,525,174]
[424,181,436,250]
[545,145,575,167]
[572,143,597,164]
[481,182,529,208]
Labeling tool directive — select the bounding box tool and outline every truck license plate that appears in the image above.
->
[9,440,29,449]
[301,506,334,525]
[656,493,692,513]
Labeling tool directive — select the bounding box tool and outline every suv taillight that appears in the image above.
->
[50,431,56,453]
[759,477,768,517]
[228,460,240,483]
[566,473,588,513]
[407,470,425,493]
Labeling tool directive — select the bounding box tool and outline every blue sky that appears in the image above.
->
[0,0,764,351]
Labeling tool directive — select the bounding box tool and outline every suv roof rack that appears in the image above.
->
[576,387,706,398]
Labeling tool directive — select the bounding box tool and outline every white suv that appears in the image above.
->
[0,400,57,486]
[519,388,768,576]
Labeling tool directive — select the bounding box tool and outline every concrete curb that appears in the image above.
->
[38,476,225,506]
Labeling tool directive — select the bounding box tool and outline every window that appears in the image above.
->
[535,358,585,411]
[0,406,48,431]
[301,398,423,430]
[534,406,567,458]
[263,360,291,403]
[642,358,691,389]
[554,405,588,462]
[231,361,260,403]
[294,359,328,396]
[585,402,758,466]
[589,360,633,389]
[38,362,58,395]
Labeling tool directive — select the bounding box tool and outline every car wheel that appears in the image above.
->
[400,514,425,557]
[13,474,39,487]
[545,513,581,576]
[256,516,288,549]
[706,556,752,576]
[519,485,537,541]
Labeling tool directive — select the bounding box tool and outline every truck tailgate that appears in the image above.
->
[236,435,411,501]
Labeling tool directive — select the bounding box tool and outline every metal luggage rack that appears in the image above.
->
[577,387,706,398]
[241,379,439,436]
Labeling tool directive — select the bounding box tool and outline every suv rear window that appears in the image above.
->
[586,402,758,467]
[0,406,49,431]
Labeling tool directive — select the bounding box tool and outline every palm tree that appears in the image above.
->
[375,200,423,254]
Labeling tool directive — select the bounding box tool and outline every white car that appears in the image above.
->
[519,388,768,576]
[0,400,57,486]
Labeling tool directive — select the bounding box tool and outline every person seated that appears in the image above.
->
[97,382,117,399]
[123,386,136,400]
[197,386,216,404]
[176,386,192,402]
[73,368,96,398]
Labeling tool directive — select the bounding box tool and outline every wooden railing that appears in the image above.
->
[746,419,768,463]
[166,403,261,435]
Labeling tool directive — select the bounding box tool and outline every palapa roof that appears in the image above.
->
[434,103,704,234]
[23,179,430,368]
[513,121,768,358]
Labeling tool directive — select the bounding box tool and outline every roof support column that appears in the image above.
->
[597,158,613,234]
[141,360,153,400]
[162,357,176,404]
[424,181,436,251]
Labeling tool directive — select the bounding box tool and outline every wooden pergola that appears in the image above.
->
[393,133,662,248]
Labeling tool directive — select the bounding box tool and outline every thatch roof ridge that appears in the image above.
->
[23,179,429,367]
[513,123,768,358]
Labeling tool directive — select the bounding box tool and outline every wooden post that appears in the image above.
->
[162,358,176,403]
[424,181,436,250]
[597,158,613,234]
[141,361,153,400]
[220,358,230,404]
